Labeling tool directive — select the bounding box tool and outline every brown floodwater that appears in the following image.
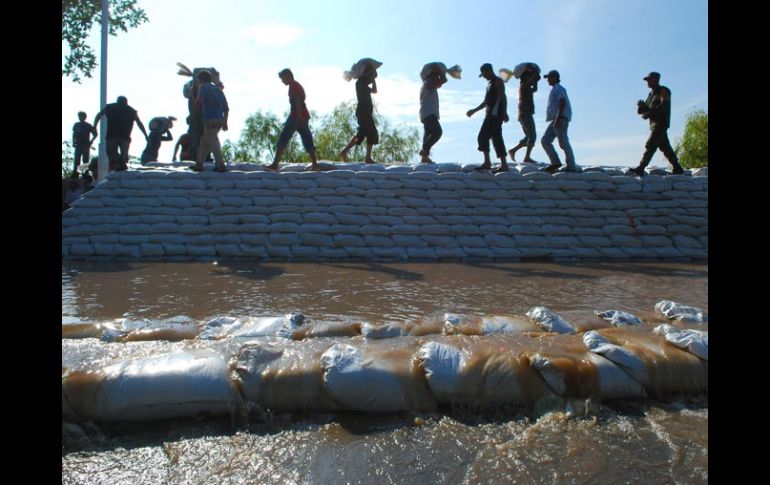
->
[62,261,707,484]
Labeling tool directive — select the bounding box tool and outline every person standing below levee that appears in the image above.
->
[540,70,577,173]
[419,71,448,164]
[508,66,541,164]
[628,71,685,177]
[467,63,510,173]
[93,96,149,172]
[339,64,379,164]
[189,70,229,173]
[264,68,319,172]
[71,111,97,178]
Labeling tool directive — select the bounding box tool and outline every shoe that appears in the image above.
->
[542,164,561,173]
[188,165,203,172]
[492,165,509,173]
[559,165,580,173]
[263,164,278,171]
[214,166,228,173]
[671,166,685,175]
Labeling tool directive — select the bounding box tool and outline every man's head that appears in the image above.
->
[278,68,294,85]
[643,71,661,88]
[77,111,87,121]
[168,116,177,128]
[197,70,212,84]
[479,63,494,80]
[543,70,560,86]
[116,96,128,105]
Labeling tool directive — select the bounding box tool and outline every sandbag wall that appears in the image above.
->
[62,165,708,261]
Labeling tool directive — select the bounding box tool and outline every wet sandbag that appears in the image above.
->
[117,323,202,342]
[361,322,410,339]
[525,307,576,334]
[233,339,339,411]
[587,327,708,397]
[653,324,708,361]
[291,321,362,340]
[343,58,382,81]
[321,339,436,412]
[530,334,646,399]
[62,323,119,340]
[420,62,462,81]
[594,310,643,327]
[62,350,240,422]
[198,313,305,340]
[443,313,542,336]
[655,300,707,323]
[418,336,556,407]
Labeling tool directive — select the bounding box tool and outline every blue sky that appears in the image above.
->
[61,0,708,168]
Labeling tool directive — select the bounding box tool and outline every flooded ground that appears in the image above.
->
[62,261,707,484]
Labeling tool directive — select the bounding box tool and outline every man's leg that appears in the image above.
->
[659,130,684,173]
[476,117,493,169]
[541,123,561,170]
[555,121,576,170]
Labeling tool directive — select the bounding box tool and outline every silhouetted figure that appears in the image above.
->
[508,66,541,164]
[467,63,509,173]
[190,70,229,172]
[173,133,192,161]
[628,72,684,177]
[419,71,447,164]
[540,70,577,173]
[93,96,148,172]
[141,116,176,164]
[71,111,97,177]
[339,65,379,164]
[265,69,319,171]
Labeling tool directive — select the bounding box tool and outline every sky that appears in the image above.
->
[61,0,708,168]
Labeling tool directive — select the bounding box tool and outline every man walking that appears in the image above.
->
[93,96,149,172]
[265,68,319,171]
[508,66,541,164]
[540,70,577,173]
[467,63,510,173]
[339,64,379,164]
[628,71,684,176]
[419,71,447,164]
[190,70,229,172]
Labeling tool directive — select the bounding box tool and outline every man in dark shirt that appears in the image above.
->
[93,96,148,171]
[629,72,684,176]
[339,65,379,164]
[71,111,97,177]
[467,63,510,173]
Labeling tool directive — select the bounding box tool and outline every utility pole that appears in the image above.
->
[98,0,109,182]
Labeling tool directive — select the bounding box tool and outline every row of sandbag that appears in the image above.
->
[61,300,707,343]
[62,322,707,422]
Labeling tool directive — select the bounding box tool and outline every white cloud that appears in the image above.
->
[241,23,305,47]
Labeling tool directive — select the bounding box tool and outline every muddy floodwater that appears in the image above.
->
[62,261,708,484]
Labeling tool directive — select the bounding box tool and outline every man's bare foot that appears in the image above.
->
[492,165,509,173]
[522,158,538,164]
[307,164,320,171]
[339,151,348,162]
[263,164,278,171]
[365,159,376,164]
[420,156,435,164]
[474,163,492,171]
[507,149,517,161]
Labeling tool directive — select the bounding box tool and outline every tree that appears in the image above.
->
[224,101,419,164]
[675,109,708,168]
[62,0,148,83]
[62,141,74,178]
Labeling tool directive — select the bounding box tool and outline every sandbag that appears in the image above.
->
[594,310,643,327]
[148,116,174,133]
[420,62,462,81]
[198,313,305,340]
[290,321,362,340]
[525,307,576,334]
[62,350,239,422]
[653,324,708,361]
[499,62,540,82]
[655,300,707,323]
[443,313,541,335]
[343,58,382,81]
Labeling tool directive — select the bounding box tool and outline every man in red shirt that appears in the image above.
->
[264,68,319,171]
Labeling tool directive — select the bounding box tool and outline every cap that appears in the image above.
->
[543,70,560,80]
[479,63,493,77]
[643,71,661,81]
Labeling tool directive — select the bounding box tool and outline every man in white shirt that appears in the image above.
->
[541,70,577,173]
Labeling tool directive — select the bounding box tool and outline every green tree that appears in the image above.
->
[221,110,303,163]
[62,0,149,83]
[62,141,74,178]
[675,109,708,168]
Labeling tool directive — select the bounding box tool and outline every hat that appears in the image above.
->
[643,71,661,81]
[543,70,560,80]
[479,63,493,77]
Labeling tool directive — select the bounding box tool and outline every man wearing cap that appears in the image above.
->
[629,72,684,176]
[93,96,149,172]
[540,70,577,173]
[190,70,229,172]
[265,69,319,171]
[467,63,510,173]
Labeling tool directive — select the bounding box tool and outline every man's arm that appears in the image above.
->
[173,139,181,161]
[555,97,566,127]
[370,79,377,94]
[92,109,105,140]
[161,129,173,142]
[134,113,149,140]
[222,93,229,131]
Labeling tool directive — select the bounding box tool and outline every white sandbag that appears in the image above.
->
[531,350,646,399]
[197,316,244,340]
[443,313,541,335]
[233,340,336,411]
[321,341,436,411]
[418,338,555,406]
[290,321,362,340]
[420,62,462,81]
[62,350,239,422]
[594,310,643,327]
[525,307,576,334]
[343,58,382,81]
[653,324,708,361]
[582,331,649,385]
[655,300,707,323]
[199,313,306,340]
[360,322,409,339]
[499,62,541,82]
